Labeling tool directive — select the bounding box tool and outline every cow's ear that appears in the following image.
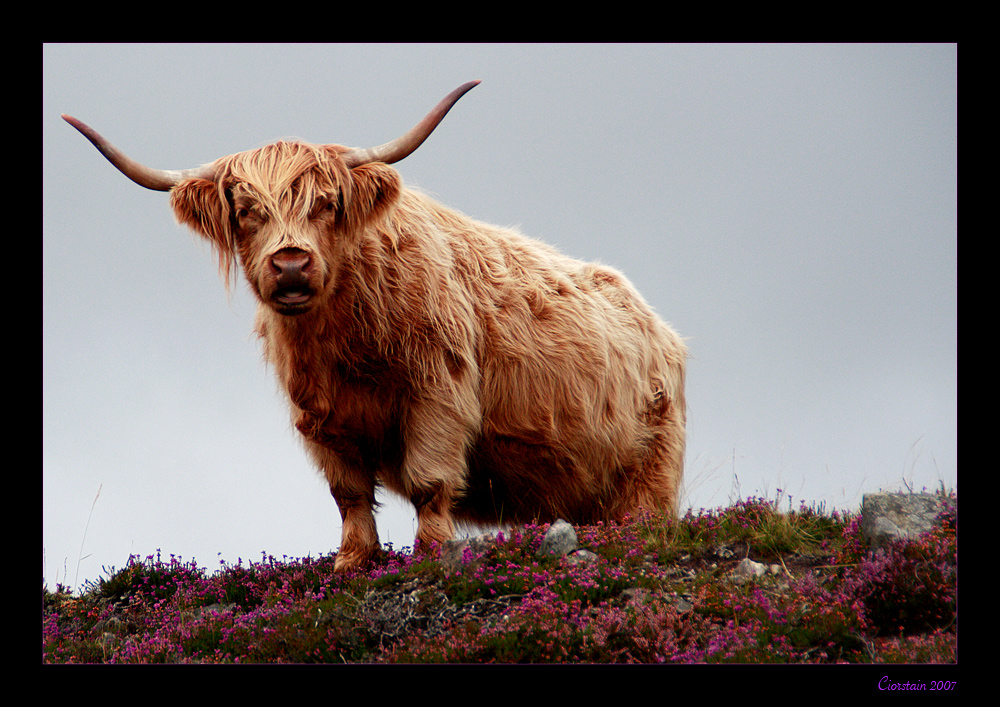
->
[170,178,238,285]
[171,178,229,244]
[343,162,402,229]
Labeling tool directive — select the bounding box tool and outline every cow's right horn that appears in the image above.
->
[62,114,215,191]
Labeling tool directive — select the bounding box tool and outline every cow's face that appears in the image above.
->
[169,142,401,316]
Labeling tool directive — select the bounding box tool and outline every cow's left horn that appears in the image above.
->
[342,81,480,168]
[62,114,215,191]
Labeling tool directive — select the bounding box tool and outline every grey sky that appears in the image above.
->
[43,43,956,591]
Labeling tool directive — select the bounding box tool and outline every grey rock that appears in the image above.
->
[440,532,499,571]
[674,596,695,613]
[537,519,579,558]
[566,548,598,563]
[732,557,768,582]
[860,493,956,550]
[622,588,694,613]
[620,587,646,602]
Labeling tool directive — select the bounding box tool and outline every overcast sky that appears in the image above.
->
[43,43,956,592]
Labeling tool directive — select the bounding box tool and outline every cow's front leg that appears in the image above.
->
[331,488,379,573]
[305,441,379,573]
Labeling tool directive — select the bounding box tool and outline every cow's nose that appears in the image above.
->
[271,249,312,285]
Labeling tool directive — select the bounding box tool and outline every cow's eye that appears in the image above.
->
[314,199,335,217]
[236,205,261,222]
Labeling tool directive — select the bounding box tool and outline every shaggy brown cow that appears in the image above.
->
[63,81,686,572]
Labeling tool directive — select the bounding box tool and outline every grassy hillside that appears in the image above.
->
[42,494,956,664]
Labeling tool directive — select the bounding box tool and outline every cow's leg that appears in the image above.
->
[305,441,379,573]
[628,380,686,519]
[400,398,473,554]
[331,488,379,572]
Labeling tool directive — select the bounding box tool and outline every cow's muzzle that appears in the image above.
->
[269,248,316,313]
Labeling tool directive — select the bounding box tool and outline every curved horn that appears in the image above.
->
[342,80,480,168]
[61,114,215,191]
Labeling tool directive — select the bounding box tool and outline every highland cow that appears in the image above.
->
[63,81,686,572]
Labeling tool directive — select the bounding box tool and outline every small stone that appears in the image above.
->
[440,532,498,571]
[537,519,579,558]
[566,548,598,563]
[733,558,767,581]
[621,587,646,602]
[674,596,695,613]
